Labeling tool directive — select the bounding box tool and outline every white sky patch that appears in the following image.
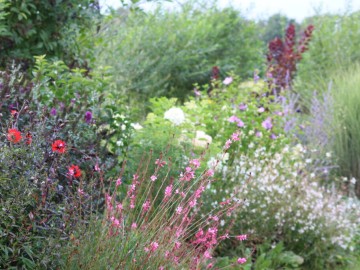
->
[99,0,360,22]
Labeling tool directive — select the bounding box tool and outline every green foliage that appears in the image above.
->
[295,11,360,105]
[0,60,131,268]
[0,0,100,69]
[258,13,297,44]
[95,1,263,113]
[253,242,304,270]
[328,64,360,196]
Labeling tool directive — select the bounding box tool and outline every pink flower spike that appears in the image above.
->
[77,188,85,196]
[206,169,214,177]
[150,175,157,182]
[190,159,201,169]
[116,178,122,187]
[224,139,232,149]
[176,206,183,215]
[150,242,159,252]
[236,234,247,241]
[142,200,151,213]
[231,132,240,141]
[131,222,137,229]
[164,184,173,199]
[155,159,166,167]
[237,258,247,264]
[204,250,213,259]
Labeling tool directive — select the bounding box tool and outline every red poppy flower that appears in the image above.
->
[7,128,22,143]
[68,165,81,178]
[25,132,32,145]
[52,140,66,153]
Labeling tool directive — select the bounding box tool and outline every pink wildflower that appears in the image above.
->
[190,159,201,169]
[231,132,240,141]
[236,234,247,241]
[180,167,195,181]
[189,199,197,208]
[224,139,232,149]
[150,242,159,252]
[207,263,214,269]
[228,115,240,123]
[131,222,137,229]
[237,258,247,264]
[150,175,157,182]
[164,184,173,199]
[142,200,151,213]
[174,241,181,249]
[204,250,212,259]
[258,107,265,113]
[176,206,183,215]
[206,169,214,177]
[155,159,166,167]
[116,178,122,187]
[77,188,85,196]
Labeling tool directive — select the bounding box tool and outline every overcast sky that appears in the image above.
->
[99,0,360,22]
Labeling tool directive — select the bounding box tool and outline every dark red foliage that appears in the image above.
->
[267,24,314,94]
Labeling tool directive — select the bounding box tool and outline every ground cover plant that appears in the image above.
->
[1,0,360,269]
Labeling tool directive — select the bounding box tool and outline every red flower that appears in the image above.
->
[52,140,66,153]
[7,128,22,143]
[25,132,32,145]
[68,165,81,178]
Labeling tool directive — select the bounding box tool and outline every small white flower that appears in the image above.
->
[131,122,143,130]
[164,107,185,125]
[350,177,357,185]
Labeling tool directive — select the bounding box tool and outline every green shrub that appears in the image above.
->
[95,1,263,114]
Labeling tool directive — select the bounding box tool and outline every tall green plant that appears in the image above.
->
[295,11,360,105]
[96,1,263,112]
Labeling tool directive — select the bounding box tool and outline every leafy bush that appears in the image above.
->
[95,1,263,111]
[0,0,100,69]
[0,59,127,268]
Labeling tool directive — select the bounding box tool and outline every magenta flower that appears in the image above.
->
[50,108,57,116]
[237,258,247,264]
[84,111,92,124]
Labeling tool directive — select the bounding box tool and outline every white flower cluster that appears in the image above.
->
[216,145,360,251]
[164,107,185,125]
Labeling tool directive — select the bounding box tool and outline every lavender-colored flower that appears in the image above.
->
[50,108,57,116]
[255,131,262,137]
[254,70,260,83]
[262,117,273,130]
[223,77,233,85]
[237,119,245,127]
[228,115,240,123]
[194,88,201,97]
[59,102,65,110]
[238,103,247,111]
[270,133,277,140]
[84,111,92,124]
[258,107,265,113]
